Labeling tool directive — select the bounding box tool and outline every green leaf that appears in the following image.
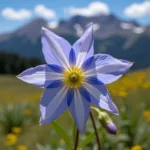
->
[51,121,73,149]
[79,132,95,148]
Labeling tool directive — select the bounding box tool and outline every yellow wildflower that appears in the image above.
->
[17,145,28,150]
[131,145,143,150]
[142,82,150,89]
[24,109,32,116]
[5,133,17,146]
[60,138,65,144]
[12,127,22,134]
[143,111,150,122]
[118,90,128,98]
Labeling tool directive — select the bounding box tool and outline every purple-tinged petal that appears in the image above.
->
[85,54,133,84]
[84,83,119,115]
[17,64,63,88]
[69,89,90,134]
[69,48,76,65]
[41,27,71,69]
[40,86,68,125]
[67,89,74,106]
[81,56,94,71]
[47,80,63,88]
[73,25,94,68]
[79,87,91,102]
[86,77,104,85]
[48,64,64,73]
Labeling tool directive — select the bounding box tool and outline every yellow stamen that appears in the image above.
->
[63,66,85,88]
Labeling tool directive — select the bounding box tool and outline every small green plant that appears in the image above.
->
[0,103,27,134]
[36,144,52,150]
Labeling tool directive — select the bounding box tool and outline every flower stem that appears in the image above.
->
[74,128,79,150]
[90,111,102,150]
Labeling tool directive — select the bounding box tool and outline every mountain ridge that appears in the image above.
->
[0,14,150,70]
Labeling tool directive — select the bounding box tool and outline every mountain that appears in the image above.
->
[0,15,150,70]
[0,18,48,58]
[58,14,140,39]
[95,32,150,70]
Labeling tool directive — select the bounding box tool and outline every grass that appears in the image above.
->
[0,75,42,103]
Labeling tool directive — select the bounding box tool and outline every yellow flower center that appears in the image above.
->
[64,67,85,88]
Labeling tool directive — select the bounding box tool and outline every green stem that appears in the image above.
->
[90,111,102,150]
[74,128,79,150]
[72,122,76,143]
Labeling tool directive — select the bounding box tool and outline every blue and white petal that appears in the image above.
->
[40,85,68,124]
[84,83,119,115]
[73,25,94,68]
[41,27,71,69]
[69,89,90,134]
[69,48,76,65]
[85,54,133,84]
[17,64,63,88]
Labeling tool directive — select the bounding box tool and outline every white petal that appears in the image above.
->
[84,83,118,114]
[42,27,70,69]
[73,25,94,68]
[40,85,68,124]
[69,89,90,133]
[84,54,133,84]
[17,64,63,88]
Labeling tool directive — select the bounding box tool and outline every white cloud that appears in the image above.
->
[86,23,100,31]
[34,4,56,19]
[74,24,83,36]
[66,1,110,17]
[1,8,32,20]
[93,24,100,31]
[47,21,58,29]
[74,23,100,37]
[124,1,150,18]
[133,27,145,34]
[120,23,135,30]
[120,22,145,34]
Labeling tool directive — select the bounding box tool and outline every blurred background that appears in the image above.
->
[0,0,150,149]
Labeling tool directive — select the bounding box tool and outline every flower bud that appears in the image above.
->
[105,122,117,135]
[98,111,117,135]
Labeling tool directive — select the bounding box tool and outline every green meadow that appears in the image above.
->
[0,69,150,150]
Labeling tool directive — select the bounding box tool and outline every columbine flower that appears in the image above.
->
[17,25,133,133]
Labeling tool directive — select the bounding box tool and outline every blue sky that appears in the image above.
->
[0,0,150,33]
